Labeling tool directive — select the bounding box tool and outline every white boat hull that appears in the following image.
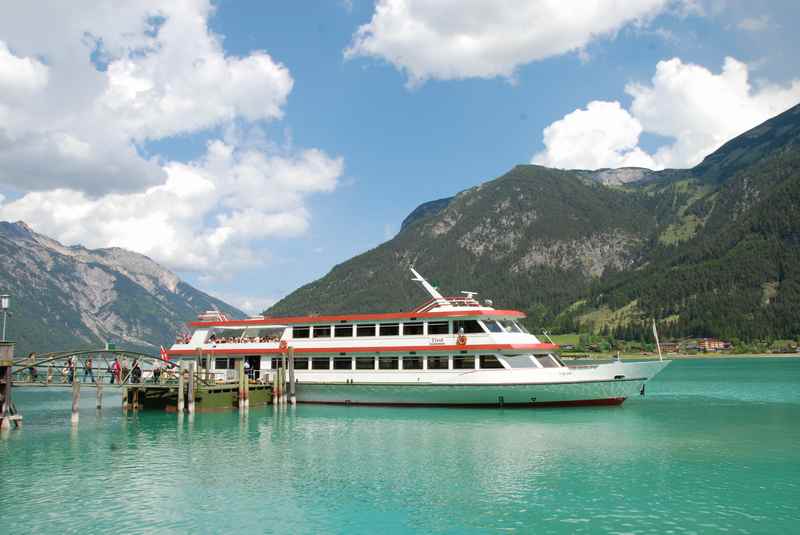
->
[293,360,670,407]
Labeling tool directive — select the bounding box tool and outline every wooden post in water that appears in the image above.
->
[96,375,103,410]
[0,343,12,430]
[288,346,296,405]
[177,361,185,413]
[187,361,195,413]
[237,358,245,410]
[70,369,80,424]
[271,365,277,405]
[243,360,250,408]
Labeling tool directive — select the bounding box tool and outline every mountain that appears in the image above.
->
[267,102,800,342]
[0,221,244,356]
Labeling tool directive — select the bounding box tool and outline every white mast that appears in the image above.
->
[652,319,663,361]
[410,268,451,307]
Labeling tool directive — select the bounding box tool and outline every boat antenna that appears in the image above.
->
[410,267,450,306]
[652,318,663,361]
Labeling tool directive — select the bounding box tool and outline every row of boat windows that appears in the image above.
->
[215,355,507,370]
[291,319,527,339]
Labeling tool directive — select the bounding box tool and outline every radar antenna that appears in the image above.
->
[410,267,450,306]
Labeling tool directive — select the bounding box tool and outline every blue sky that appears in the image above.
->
[1,1,799,314]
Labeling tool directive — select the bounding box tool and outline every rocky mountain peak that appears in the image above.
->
[0,220,243,355]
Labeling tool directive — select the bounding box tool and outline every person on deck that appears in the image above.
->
[111,357,121,384]
[66,357,75,384]
[83,356,95,383]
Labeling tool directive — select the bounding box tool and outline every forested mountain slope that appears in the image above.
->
[269,103,800,341]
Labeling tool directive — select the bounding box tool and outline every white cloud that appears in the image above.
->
[0,140,343,273]
[533,101,656,170]
[345,0,672,85]
[737,15,770,32]
[0,41,49,95]
[533,57,800,170]
[0,1,344,279]
[0,0,293,194]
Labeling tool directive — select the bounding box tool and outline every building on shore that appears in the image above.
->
[698,338,731,352]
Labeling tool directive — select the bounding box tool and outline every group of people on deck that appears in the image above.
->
[21,353,163,385]
[208,334,280,344]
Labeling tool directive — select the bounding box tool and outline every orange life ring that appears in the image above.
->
[279,340,288,351]
[456,334,467,346]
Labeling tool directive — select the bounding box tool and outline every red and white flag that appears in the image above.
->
[160,345,170,361]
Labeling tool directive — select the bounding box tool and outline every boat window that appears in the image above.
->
[479,355,505,369]
[402,356,423,370]
[534,354,560,368]
[334,324,353,338]
[482,321,504,333]
[427,321,450,335]
[503,354,539,368]
[379,323,400,336]
[403,322,424,335]
[499,320,521,333]
[379,356,399,370]
[272,358,285,369]
[293,326,310,339]
[356,323,376,337]
[215,357,229,370]
[311,357,330,370]
[453,355,475,369]
[453,320,484,334]
[333,357,352,370]
[355,356,375,370]
[293,358,309,370]
[427,356,449,369]
[514,321,530,334]
[312,325,331,338]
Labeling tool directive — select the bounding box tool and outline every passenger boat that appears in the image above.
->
[167,269,670,407]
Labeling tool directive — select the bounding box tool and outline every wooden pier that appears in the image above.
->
[4,348,285,427]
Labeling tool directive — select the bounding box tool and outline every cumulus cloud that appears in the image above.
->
[0,1,344,276]
[0,140,343,273]
[533,57,800,170]
[345,0,672,85]
[0,0,293,194]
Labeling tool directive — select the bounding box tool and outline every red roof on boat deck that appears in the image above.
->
[188,308,526,327]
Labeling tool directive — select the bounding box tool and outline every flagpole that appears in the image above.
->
[652,319,663,361]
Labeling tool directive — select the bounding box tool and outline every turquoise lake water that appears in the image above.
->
[1,358,799,534]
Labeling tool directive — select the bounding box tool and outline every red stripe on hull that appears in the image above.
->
[296,397,626,408]
[167,342,559,357]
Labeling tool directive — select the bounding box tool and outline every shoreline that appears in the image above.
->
[561,352,800,361]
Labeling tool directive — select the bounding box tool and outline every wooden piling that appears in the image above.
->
[132,388,139,411]
[96,376,103,410]
[70,372,80,424]
[288,346,296,405]
[243,361,250,408]
[177,362,185,413]
[0,365,11,431]
[187,361,195,414]
[237,359,245,410]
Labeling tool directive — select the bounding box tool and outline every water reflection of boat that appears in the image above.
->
[168,269,669,407]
